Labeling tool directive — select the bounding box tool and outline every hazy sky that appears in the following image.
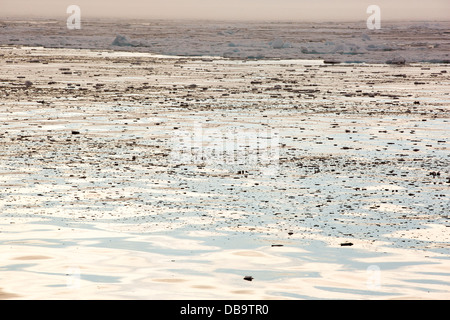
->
[1,0,449,21]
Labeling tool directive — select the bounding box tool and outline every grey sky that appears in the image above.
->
[1,0,449,20]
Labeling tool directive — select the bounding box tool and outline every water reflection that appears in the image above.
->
[1,217,449,299]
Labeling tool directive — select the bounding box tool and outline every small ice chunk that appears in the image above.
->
[333,44,345,53]
[386,56,406,65]
[271,38,285,49]
[367,44,393,51]
[301,46,317,54]
[112,35,134,47]
[362,34,371,41]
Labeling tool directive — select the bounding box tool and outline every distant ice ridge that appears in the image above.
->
[1,19,449,64]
